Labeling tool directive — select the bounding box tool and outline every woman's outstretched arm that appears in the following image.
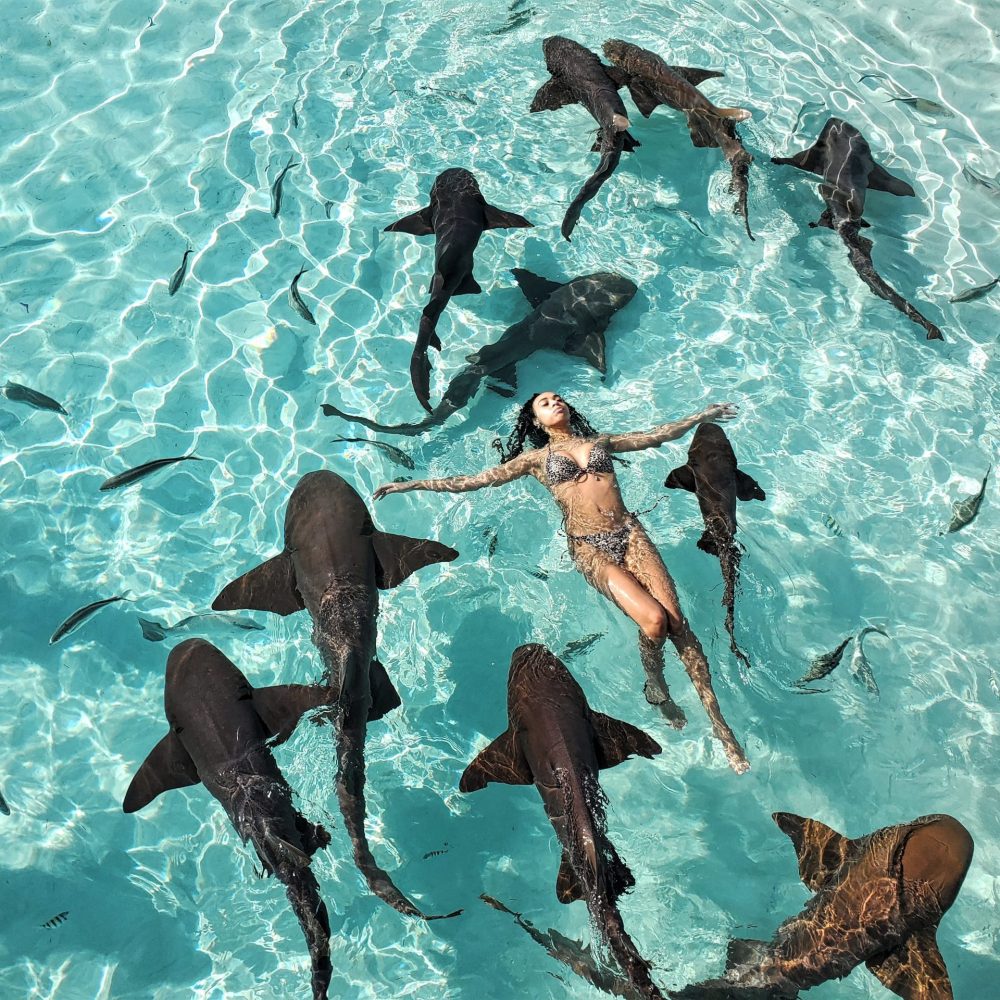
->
[374,450,539,500]
[606,403,739,453]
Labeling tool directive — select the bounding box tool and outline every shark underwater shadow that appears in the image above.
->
[321,268,638,435]
[665,424,765,672]
[771,117,943,341]
[384,167,532,412]
[460,643,667,999]
[212,470,461,920]
[601,39,755,240]
[669,811,974,999]
[123,639,336,1000]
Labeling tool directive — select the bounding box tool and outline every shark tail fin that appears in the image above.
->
[556,850,585,903]
[590,711,661,768]
[371,530,458,588]
[123,732,200,813]
[368,659,402,720]
[459,729,532,792]
[866,928,953,1000]
[736,469,766,502]
[772,812,854,892]
[254,684,336,746]
[212,553,304,616]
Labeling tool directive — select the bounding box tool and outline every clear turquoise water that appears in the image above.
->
[1,0,998,997]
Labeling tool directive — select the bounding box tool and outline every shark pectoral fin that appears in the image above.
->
[591,711,661,768]
[212,553,304,616]
[459,729,532,792]
[772,812,853,892]
[372,531,459,588]
[866,929,953,1000]
[483,203,533,230]
[454,272,483,295]
[510,267,564,307]
[368,658,402,721]
[664,464,697,492]
[686,112,721,148]
[563,330,607,374]
[294,812,332,857]
[264,830,313,870]
[868,163,916,198]
[123,732,199,813]
[486,364,518,397]
[556,851,585,904]
[697,531,720,557]
[530,76,577,113]
[253,684,335,746]
[725,937,772,971]
[385,206,434,235]
[626,80,661,118]
[735,469,766,502]
[773,143,825,175]
[670,65,725,86]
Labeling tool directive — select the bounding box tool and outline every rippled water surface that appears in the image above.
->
[1,0,998,997]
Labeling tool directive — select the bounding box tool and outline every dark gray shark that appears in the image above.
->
[385,167,532,412]
[460,643,665,999]
[601,39,754,240]
[320,269,637,435]
[665,424,765,672]
[530,36,640,240]
[212,470,460,919]
[123,639,335,999]
[771,118,943,341]
[670,811,973,999]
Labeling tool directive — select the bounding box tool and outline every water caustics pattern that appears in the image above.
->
[0,0,998,997]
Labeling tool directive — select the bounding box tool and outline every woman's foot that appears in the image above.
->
[643,679,687,729]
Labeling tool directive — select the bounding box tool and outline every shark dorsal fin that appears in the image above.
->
[556,850,585,903]
[384,206,434,236]
[511,268,564,307]
[252,683,335,746]
[866,928,953,1000]
[736,468,766,502]
[371,530,458,589]
[123,732,200,813]
[590,711,661,769]
[773,812,854,891]
[459,729,532,792]
[212,552,304,617]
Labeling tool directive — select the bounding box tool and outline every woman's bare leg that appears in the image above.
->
[624,524,750,774]
[571,541,688,728]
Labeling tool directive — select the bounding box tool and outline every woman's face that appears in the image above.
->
[532,391,570,432]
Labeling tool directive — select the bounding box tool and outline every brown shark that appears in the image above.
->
[212,470,460,919]
[665,424,765,672]
[460,643,665,999]
[670,811,974,999]
[601,39,754,240]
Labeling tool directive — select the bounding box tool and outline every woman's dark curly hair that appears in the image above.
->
[492,393,600,463]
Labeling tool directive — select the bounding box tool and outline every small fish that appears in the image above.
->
[483,527,499,559]
[3,381,67,415]
[168,248,193,296]
[422,846,449,860]
[269,155,298,218]
[528,569,549,581]
[943,467,990,534]
[290,99,300,128]
[41,912,69,929]
[949,275,1000,303]
[823,514,844,538]
[323,200,334,219]
[561,632,606,661]
[19,302,28,312]
[0,787,9,815]
[50,595,132,645]
[962,163,1000,193]
[487,0,536,36]
[796,636,852,685]
[99,454,204,492]
[887,95,954,117]
[288,264,317,325]
[990,670,1000,700]
[857,71,889,84]
[138,611,266,642]
[850,626,888,697]
[331,437,414,469]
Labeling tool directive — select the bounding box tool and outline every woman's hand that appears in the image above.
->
[699,402,739,424]
[373,481,416,501]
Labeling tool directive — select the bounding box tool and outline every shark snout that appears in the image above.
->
[902,816,974,910]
